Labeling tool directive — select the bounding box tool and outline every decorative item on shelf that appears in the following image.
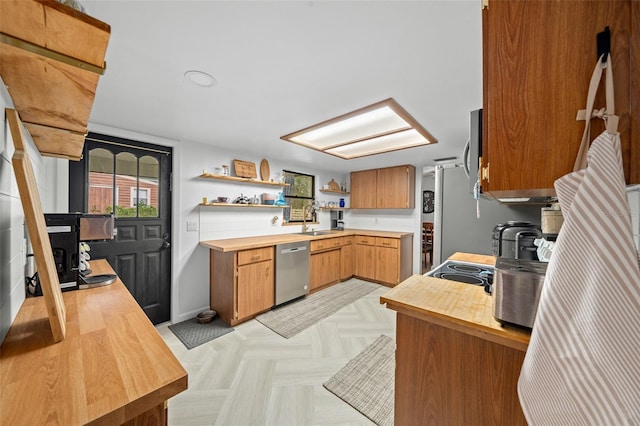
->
[339,198,345,208]
[262,193,276,205]
[249,194,260,204]
[327,179,340,191]
[233,160,257,178]
[278,171,286,184]
[341,181,347,192]
[274,191,287,206]
[260,159,270,181]
[233,193,250,204]
[217,196,229,203]
[222,165,230,176]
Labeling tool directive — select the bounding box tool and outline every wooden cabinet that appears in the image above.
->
[482,0,640,198]
[309,238,342,291]
[350,165,415,208]
[350,169,378,208]
[340,236,354,280]
[354,235,412,286]
[210,246,274,326]
[0,0,111,160]
[354,236,376,281]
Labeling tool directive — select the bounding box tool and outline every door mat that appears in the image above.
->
[323,334,395,426]
[255,279,379,338]
[168,317,234,350]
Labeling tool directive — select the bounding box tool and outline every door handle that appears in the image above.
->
[162,241,171,249]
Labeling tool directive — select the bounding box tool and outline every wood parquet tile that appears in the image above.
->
[157,282,396,426]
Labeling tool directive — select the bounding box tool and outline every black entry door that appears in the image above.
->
[69,133,172,324]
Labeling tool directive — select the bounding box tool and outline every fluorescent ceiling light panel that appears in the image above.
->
[281,98,437,159]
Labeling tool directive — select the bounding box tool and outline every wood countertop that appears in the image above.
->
[380,253,530,352]
[200,228,414,252]
[0,260,188,425]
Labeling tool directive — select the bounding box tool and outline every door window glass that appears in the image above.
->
[138,155,159,218]
[88,148,114,214]
[87,149,160,218]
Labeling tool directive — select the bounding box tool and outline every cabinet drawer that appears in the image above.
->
[355,236,376,246]
[310,237,342,252]
[376,237,399,248]
[343,236,353,244]
[237,247,273,265]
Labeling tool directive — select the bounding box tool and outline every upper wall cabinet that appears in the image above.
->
[0,0,111,160]
[351,165,415,209]
[481,0,639,198]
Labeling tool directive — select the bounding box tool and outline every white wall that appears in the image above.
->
[0,80,61,343]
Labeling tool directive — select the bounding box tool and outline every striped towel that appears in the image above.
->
[518,131,640,425]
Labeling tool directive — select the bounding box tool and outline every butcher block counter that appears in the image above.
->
[199,228,413,251]
[0,260,187,425]
[381,253,530,426]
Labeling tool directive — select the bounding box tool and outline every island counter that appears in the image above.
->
[380,252,530,425]
[0,260,187,425]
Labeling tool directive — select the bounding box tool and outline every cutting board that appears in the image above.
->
[260,159,270,181]
[233,159,257,178]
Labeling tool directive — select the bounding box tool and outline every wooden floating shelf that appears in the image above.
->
[319,189,349,194]
[199,173,289,187]
[199,203,289,209]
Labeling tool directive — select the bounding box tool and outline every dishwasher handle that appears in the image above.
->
[280,246,308,254]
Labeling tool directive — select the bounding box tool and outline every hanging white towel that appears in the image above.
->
[518,56,640,425]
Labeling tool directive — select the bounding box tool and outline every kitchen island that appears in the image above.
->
[380,253,530,425]
[0,260,188,425]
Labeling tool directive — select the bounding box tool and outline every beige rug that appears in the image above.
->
[323,335,395,426]
[255,279,378,338]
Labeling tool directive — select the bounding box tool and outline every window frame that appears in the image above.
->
[282,170,315,223]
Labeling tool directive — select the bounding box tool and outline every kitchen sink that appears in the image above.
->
[297,230,333,236]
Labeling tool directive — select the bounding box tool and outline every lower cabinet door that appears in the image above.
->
[355,244,376,280]
[236,260,274,319]
[310,249,341,291]
[375,246,399,285]
[340,243,354,280]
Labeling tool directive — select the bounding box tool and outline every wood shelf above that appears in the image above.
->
[199,173,289,187]
[319,189,349,195]
[199,203,289,209]
[0,0,111,161]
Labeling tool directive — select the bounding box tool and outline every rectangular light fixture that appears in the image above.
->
[280,98,437,159]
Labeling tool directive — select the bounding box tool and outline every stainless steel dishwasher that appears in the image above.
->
[275,241,310,306]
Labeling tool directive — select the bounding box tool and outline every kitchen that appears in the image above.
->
[1,0,640,425]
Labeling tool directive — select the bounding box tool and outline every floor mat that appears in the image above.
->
[168,316,234,349]
[323,334,395,426]
[255,279,378,338]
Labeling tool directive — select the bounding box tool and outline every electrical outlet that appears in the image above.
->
[186,220,198,232]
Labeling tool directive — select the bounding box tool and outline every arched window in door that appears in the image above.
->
[87,148,160,218]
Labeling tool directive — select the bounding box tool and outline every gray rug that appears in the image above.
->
[323,335,395,426]
[255,279,379,338]
[168,317,234,349]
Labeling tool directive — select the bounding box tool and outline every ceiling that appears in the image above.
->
[84,0,483,175]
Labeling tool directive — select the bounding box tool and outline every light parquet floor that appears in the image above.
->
[157,282,396,426]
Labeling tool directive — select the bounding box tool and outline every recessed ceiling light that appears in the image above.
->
[280,98,437,159]
[184,70,217,87]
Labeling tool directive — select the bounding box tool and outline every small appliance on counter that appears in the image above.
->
[330,210,345,230]
[493,257,547,329]
[492,221,542,260]
[37,213,116,295]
